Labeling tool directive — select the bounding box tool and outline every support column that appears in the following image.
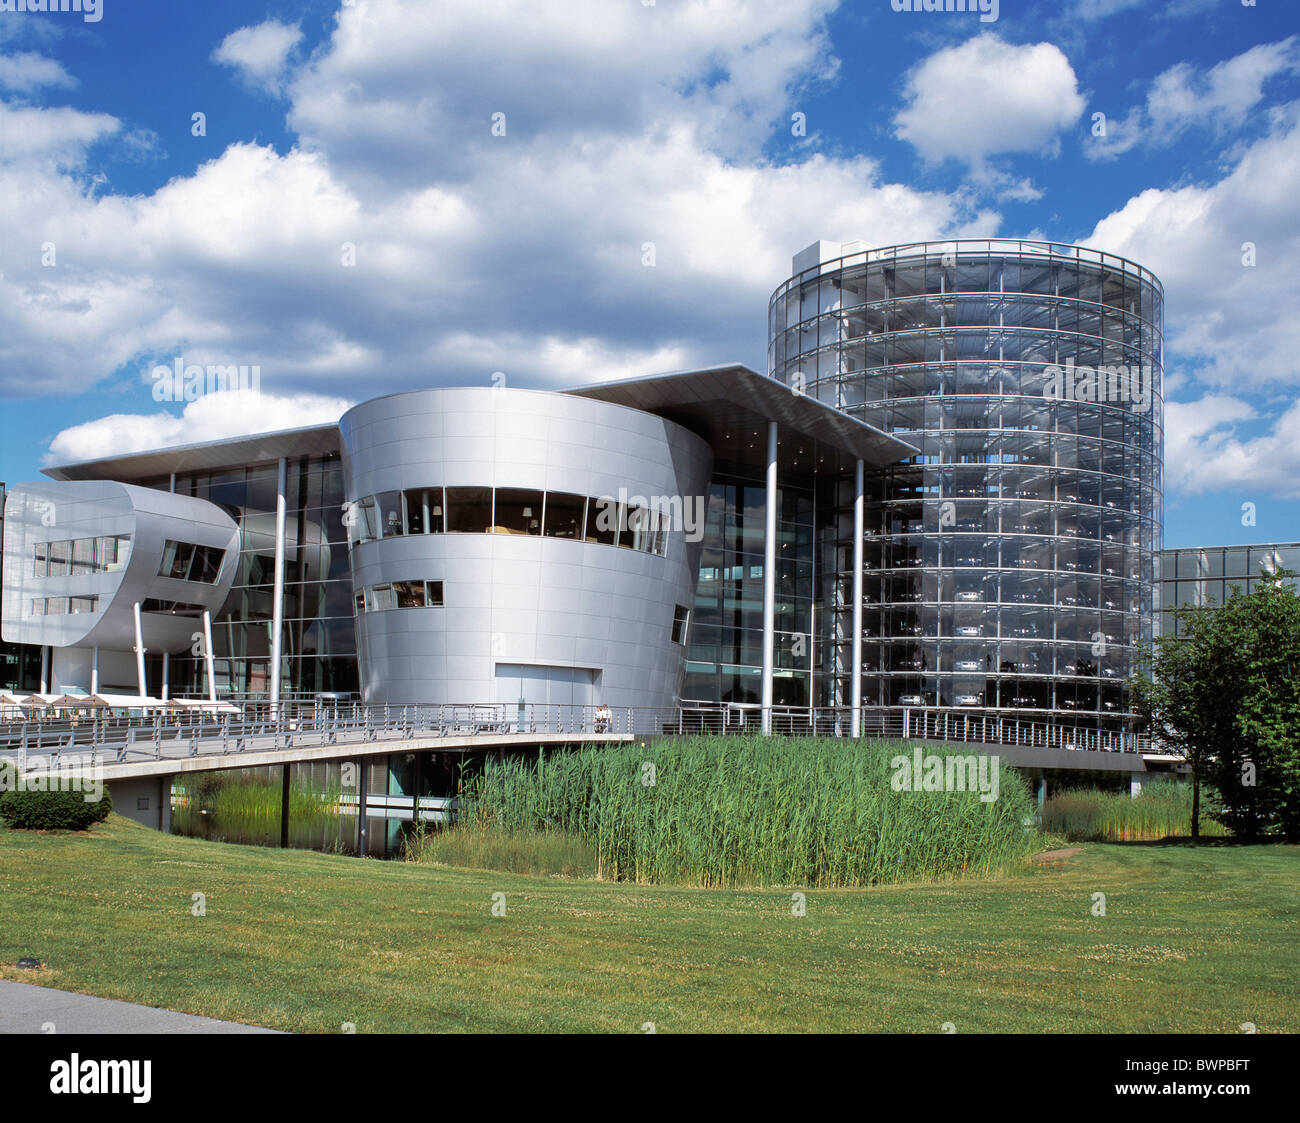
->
[851,458,864,739]
[1130,772,1143,799]
[1037,774,1047,808]
[161,651,169,701]
[202,609,217,704]
[40,645,50,694]
[269,456,288,717]
[132,602,147,697]
[357,758,368,857]
[761,421,778,736]
[280,763,291,849]
[90,647,99,695]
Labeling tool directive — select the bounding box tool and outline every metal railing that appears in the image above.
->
[0,700,1151,774]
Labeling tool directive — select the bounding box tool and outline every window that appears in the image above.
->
[393,580,426,608]
[445,487,493,533]
[376,490,405,537]
[585,496,620,546]
[47,540,70,578]
[357,579,443,613]
[543,492,586,540]
[69,596,99,615]
[32,543,48,578]
[402,488,443,534]
[71,537,94,576]
[493,488,543,535]
[671,604,690,644]
[159,540,225,583]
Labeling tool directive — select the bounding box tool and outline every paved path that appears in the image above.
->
[0,980,280,1034]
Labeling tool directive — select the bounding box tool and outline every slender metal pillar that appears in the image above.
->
[90,647,99,695]
[851,458,864,738]
[357,758,368,856]
[269,456,288,716]
[761,421,777,735]
[161,651,169,701]
[132,602,147,697]
[40,645,49,694]
[280,763,291,848]
[202,609,217,703]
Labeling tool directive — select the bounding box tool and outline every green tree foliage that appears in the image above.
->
[1133,571,1300,841]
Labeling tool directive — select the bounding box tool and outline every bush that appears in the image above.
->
[0,788,113,831]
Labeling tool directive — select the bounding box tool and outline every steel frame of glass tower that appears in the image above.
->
[769,239,1164,731]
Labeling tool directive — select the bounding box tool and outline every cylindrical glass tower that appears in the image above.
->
[769,239,1163,731]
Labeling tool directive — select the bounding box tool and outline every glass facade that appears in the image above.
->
[770,240,1164,729]
[1159,543,1300,635]
[140,456,359,698]
[684,468,818,707]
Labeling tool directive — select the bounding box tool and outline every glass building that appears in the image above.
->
[769,240,1165,730]
[1159,542,1300,635]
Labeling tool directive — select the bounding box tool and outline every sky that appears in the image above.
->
[0,0,1298,549]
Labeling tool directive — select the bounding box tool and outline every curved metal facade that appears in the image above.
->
[770,240,1164,728]
[339,388,713,707]
[1,480,240,655]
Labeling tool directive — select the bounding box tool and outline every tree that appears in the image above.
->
[1132,571,1300,842]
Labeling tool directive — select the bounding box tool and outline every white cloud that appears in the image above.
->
[0,51,74,91]
[1164,394,1300,500]
[1087,38,1300,161]
[1087,104,1300,389]
[894,35,1085,189]
[0,0,999,419]
[44,390,353,465]
[212,20,303,96]
[0,100,117,166]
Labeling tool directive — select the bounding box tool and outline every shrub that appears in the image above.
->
[0,788,113,831]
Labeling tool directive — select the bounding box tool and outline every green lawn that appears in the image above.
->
[1,815,1296,1033]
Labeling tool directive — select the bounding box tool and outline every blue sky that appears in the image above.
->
[1,0,1298,549]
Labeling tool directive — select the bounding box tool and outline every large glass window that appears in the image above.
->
[402,488,443,535]
[543,492,586,540]
[585,496,620,546]
[445,487,493,533]
[493,489,543,536]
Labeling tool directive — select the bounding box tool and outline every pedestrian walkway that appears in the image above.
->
[0,980,281,1033]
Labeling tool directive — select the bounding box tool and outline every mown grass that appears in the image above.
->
[407,825,596,879]
[455,737,1037,887]
[1041,781,1230,842]
[2,815,1295,1033]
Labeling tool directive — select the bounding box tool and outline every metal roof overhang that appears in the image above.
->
[43,424,342,483]
[565,364,916,476]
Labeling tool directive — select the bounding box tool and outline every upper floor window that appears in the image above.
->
[159,540,226,583]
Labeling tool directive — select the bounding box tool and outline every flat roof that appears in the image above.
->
[43,366,918,483]
[43,423,341,483]
[566,364,916,473]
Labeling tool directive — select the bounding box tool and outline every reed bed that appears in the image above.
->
[452,736,1037,888]
[1039,781,1228,842]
